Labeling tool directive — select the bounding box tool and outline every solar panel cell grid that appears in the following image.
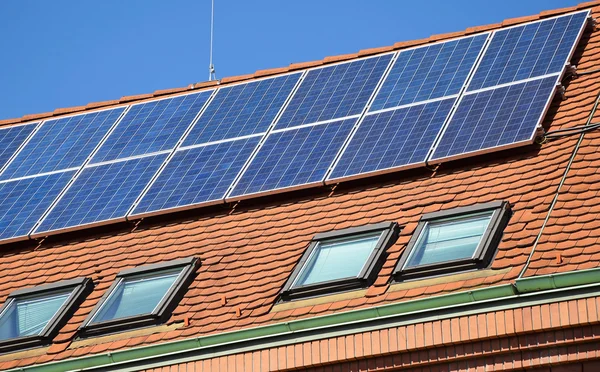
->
[371,34,487,111]
[132,137,261,216]
[182,74,301,147]
[0,123,37,172]
[468,11,588,91]
[35,154,168,234]
[230,118,357,197]
[91,91,213,163]
[275,54,393,129]
[0,108,126,180]
[432,75,557,160]
[330,98,456,181]
[0,171,75,241]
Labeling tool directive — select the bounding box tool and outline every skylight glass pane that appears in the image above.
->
[0,290,71,340]
[405,212,493,268]
[293,232,381,287]
[91,269,181,324]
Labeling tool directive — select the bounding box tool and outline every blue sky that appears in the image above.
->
[0,0,584,120]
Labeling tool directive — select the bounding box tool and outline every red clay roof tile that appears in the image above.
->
[191,80,219,89]
[152,86,189,96]
[52,105,86,116]
[0,117,24,126]
[502,14,540,26]
[357,46,395,57]
[85,99,120,110]
[323,53,359,63]
[288,60,324,70]
[428,30,466,42]
[254,67,290,78]
[119,93,154,103]
[220,73,254,84]
[21,112,53,121]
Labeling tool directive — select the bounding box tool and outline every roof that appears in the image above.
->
[2,1,600,370]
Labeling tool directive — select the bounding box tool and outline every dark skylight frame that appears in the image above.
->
[280,222,400,301]
[0,277,92,354]
[79,257,199,337]
[394,201,512,281]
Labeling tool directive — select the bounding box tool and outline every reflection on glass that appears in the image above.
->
[0,290,71,340]
[405,212,493,268]
[293,232,382,287]
[91,269,181,324]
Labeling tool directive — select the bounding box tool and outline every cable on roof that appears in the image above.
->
[518,86,600,279]
[541,122,600,141]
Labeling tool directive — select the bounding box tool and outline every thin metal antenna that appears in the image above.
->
[208,0,217,81]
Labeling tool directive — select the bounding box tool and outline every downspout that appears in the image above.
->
[518,69,600,278]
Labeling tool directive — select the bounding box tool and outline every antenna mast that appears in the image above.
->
[208,0,217,81]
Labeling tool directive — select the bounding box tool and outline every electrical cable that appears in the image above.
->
[543,122,600,140]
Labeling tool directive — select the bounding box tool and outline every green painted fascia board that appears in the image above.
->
[9,268,600,372]
[515,267,600,293]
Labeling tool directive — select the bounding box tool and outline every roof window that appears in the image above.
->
[395,201,511,280]
[280,222,400,301]
[80,257,198,337]
[0,278,92,353]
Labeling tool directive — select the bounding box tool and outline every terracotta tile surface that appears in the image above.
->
[0,2,600,370]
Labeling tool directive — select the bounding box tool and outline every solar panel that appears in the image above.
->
[431,76,557,161]
[0,123,37,172]
[468,11,588,91]
[182,74,301,147]
[329,98,456,182]
[229,118,356,198]
[34,154,167,235]
[131,137,261,217]
[370,34,487,111]
[0,108,125,180]
[275,54,393,129]
[91,91,213,163]
[0,171,75,242]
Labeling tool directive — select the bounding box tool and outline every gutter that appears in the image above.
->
[8,267,600,372]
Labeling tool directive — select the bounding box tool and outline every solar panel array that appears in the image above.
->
[0,11,589,243]
[0,123,37,171]
[0,108,126,180]
[230,118,358,197]
[36,154,168,234]
[131,73,302,217]
[431,10,588,161]
[328,33,488,182]
[34,91,215,235]
[92,92,213,163]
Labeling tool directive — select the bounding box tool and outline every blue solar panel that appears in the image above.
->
[468,11,588,91]
[230,118,356,197]
[0,171,74,241]
[35,154,167,234]
[91,91,213,163]
[371,35,487,111]
[0,123,37,171]
[132,137,261,216]
[275,55,393,129]
[0,108,126,180]
[182,74,301,147]
[330,98,456,181]
[432,76,557,161]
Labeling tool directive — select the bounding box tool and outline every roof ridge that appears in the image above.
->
[0,0,597,127]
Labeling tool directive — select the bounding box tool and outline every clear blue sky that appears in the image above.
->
[0,0,584,120]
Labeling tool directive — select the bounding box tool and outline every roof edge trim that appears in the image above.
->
[8,267,600,372]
